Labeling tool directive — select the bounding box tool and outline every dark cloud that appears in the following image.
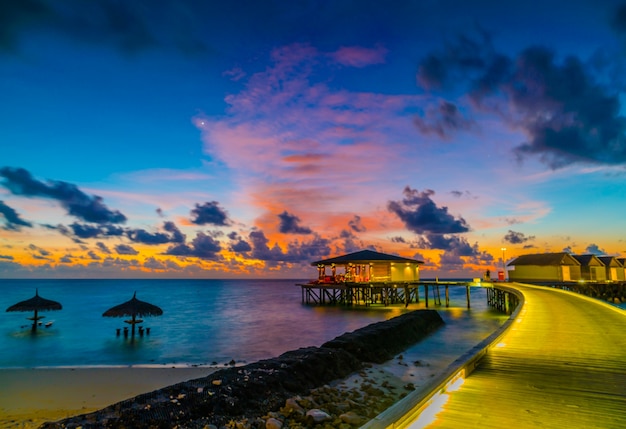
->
[0,254,14,260]
[278,211,312,234]
[164,232,222,260]
[0,0,51,52]
[115,244,138,255]
[228,232,252,253]
[190,201,230,226]
[611,3,626,34]
[388,186,470,235]
[0,200,32,230]
[87,251,100,260]
[58,222,125,240]
[28,243,50,256]
[96,242,111,254]
[585,243,605,255]
[0,167,127,224]
[391,236,406,243]
[420,234,493,268]
[247,230,330,264]
[127,221,185,244]
[0,0,209,55]
[156,208,164,217]
[504,230,535,244]
[414,101,474,138]
[416,32,626,168]
[337,229,363,255]
[348,215,366,233]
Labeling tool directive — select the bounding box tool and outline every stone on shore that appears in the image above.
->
[40,309,444,429]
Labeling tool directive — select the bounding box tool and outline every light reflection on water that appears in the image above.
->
[0,279,506,368]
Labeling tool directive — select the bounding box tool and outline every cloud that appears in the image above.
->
[585,243,605,255]
[194,43,423,222]
[348,215,366,233]
[0,167,127,224]
[0,254,15,260]
[419,234,493,268]
[228,231,252,253]
[63,222,125,240]
[388,186,470,235]
[414,101,474,138]
[164,232,222,260]
[0,200,32,230]
[96,242,111,254]
[329,45,387,68]
[247,230,331,264]
[189,201,230,226]
[0,0,209,55]
[115,244,138,255]
[503,230,535,244]
[127,221,186,244]
[416,31,626,168]
[611,3,626,34]
[278,211,312,234]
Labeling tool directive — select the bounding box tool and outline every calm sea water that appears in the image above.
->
[0,279,509,368]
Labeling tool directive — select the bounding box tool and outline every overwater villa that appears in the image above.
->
[507,252,582,282]
[310,249,423,283]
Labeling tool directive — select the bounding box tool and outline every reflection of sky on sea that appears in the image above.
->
[1,279,506,368]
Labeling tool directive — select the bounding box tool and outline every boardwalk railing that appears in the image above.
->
[361,284,525,429]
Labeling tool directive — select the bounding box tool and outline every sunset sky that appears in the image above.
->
[2,0,626,279]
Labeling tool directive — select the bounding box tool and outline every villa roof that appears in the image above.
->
[507,252,580,267]
[311,249,423,266]
[598,256,622,267]
[572,254,605,266]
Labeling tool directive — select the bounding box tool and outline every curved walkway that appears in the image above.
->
[415,283,626,429]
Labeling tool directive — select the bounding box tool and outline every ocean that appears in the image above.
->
[1,279,512,369]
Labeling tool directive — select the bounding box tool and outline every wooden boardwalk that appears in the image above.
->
[409,283,626,429]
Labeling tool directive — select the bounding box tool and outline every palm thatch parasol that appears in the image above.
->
[102,292,163,337]
[6,289,62,332]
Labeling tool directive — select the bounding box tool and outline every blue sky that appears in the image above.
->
[1,0,626,278]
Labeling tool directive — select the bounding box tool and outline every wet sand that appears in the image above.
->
[0,367,217,429]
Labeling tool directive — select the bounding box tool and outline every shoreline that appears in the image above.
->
[0,367,218,429]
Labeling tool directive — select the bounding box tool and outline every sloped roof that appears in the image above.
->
[617,258,626,266]
[572,254,604,267]
[311,249,423,266]
[598,256,622,267]
[507,252,580,267]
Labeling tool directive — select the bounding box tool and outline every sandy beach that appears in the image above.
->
[0,366,217,429]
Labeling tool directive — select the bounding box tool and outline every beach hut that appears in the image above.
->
[6,289,62,333]
[572,254,606,281]
[102,292,163,338]
[311,249,423,283]
[507,252,581,282]
[597,256,624,282]
[618,258,626,280]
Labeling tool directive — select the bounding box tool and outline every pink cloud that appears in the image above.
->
[194,43,430,244]
[330,45,388,68]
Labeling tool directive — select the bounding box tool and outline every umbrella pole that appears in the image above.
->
[131,314,136,338]
[32,309,38,333]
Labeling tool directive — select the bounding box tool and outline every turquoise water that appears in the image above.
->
[0,279,506,368]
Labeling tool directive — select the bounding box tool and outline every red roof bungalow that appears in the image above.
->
[311,249,423,283]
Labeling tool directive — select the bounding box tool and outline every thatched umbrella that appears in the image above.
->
[102,292,163,337]
[6,289,62,333]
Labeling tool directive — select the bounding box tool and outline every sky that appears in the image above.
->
[1,0,626,279]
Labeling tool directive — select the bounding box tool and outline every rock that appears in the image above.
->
[283,397,305,414]
[340,411,365,426]
[306,409,332,423]
[265,417,283,429]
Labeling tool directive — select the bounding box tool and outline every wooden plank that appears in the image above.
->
[409,284,626,429]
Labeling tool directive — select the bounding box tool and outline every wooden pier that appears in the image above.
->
[362,283,626,429]
[296,280,489,309]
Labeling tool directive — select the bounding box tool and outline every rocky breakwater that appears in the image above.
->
[40,310,444,429]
